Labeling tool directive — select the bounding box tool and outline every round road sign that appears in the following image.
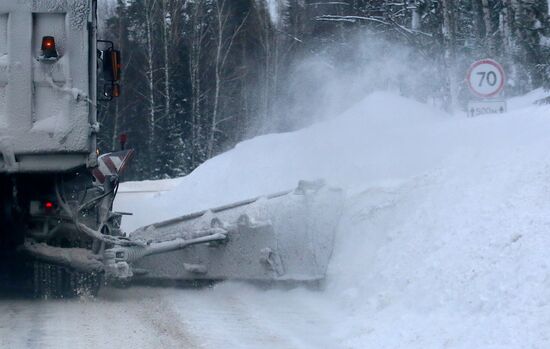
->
[466,59,505,98]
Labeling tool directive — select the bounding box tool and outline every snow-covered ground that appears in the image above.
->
[3,90,550,348]
[118,90,550,349]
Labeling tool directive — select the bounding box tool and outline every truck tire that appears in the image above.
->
[33,262,103,299]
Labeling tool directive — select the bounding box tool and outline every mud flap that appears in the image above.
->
[130,181,345,282]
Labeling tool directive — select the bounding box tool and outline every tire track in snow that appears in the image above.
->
[161,283,345,349]
[0,287,202,349]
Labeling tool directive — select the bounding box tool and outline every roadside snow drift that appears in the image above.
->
[116,91,550,349]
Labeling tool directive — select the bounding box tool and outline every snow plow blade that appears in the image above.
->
[125,181,344,282]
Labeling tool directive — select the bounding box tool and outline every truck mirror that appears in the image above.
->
[112,50,121,81]
[97,40,122,102]
[102,49,121,82]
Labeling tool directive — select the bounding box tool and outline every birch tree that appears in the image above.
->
[144,0,158,166]
[188,0,208,168]
[161,0,171,127]
[207,0,248,158]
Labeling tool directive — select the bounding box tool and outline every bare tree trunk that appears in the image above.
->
[501,0,515,88]
[511,0,531,90]
[442,0,458,111]
[410,0,420,30]
[145,0,156,152]
[481,0,495,56]
[189,1,206,167]
[207,0,225,159]
[257,3,274,133]
[471,0,483,42]
[501,0,514,54]
[263,22,271,131]
[162,0,171,126]
[207,2,248,158]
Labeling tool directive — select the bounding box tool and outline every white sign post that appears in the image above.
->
[466,59,506,117]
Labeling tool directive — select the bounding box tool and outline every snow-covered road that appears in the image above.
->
[0,285,345,349]
[0,287,199,348]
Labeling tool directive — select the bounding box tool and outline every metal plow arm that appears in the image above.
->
[103,229,228,278]
[112,180,345,283]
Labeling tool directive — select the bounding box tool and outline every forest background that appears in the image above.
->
[97,0,550,180]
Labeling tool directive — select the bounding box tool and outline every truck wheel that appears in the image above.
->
[33,262,103,299]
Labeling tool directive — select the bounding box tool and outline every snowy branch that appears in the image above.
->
[315,15,390,26]
[307,2,350,5]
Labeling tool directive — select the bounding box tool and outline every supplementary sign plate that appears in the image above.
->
[467,100,507,117]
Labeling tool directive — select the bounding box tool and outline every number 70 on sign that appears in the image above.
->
[466,59,505,98]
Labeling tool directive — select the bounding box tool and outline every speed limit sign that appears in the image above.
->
[467,59,505,98]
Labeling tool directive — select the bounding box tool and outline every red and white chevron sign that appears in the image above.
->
[92,149,135,183]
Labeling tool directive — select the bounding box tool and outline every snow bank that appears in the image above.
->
[118,92,447,230]
[116,91,550,348]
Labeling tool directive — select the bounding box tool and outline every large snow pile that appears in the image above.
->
[116,91,550,348]
[117,92,449,230]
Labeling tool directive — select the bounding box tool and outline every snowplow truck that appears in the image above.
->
[0,0,344,298]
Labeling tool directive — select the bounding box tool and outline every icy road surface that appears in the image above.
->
[2,90,550,348]
[0,285,342,349]
[0,288,199,349]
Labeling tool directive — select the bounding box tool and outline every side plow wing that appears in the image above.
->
[109,181,344,282]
